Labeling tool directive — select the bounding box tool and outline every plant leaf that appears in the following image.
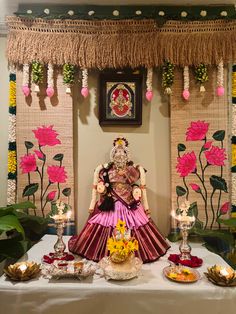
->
[167,231,182,242]
[10,201,36,210]
[22,183,39,197]
[217,218,236,227]
[0,239,29,259]
[0,214,25,238]
[177,143,186,152]
[212,130,225,141]
[210,175,228,192]
[24,141,34,149]
[176,186,186,197]
[62,188,71,197]
[53,154,64,162]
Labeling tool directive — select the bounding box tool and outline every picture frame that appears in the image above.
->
[99,69,143,125]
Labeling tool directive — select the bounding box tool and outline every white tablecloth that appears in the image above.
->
[0,235,235,314]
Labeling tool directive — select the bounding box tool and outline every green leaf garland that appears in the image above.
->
[32,61,44,84]
[162,61,174,94]
[195,63,208,91]
[63,63,75,85]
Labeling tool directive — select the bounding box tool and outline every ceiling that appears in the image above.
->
[1,0,235,33]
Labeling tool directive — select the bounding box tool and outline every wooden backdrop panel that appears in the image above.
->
[16,69,74,219]
[170,68,230,229]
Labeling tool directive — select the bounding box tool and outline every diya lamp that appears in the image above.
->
[205,265,236,286]
[172,200,195,261]
[4,261,41,281]
[51,200,72,259]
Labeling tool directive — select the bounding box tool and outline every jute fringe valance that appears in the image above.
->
[6,16,236,68]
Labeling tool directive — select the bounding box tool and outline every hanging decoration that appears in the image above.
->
[32,61,44,92]
[81,69,89,98]
[182,66,190,101]
[46,63,54,98]
[216,61,224,96]
[162,61,174,95]
[231,65,236,217]
[7,72,17,205]
[145,68,153,101]
[195,64,208,92]
[22,64,30,97]
[63,63,75,94]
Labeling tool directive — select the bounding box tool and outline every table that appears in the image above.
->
[0,235,235,314]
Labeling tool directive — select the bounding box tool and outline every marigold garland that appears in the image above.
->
[195,63,208,92]
[7,72,17,205]
[216,60,224,96]
[145,68,153,101]
[182,66,190,100]
[81,68,89,98]
[162,61,174,95]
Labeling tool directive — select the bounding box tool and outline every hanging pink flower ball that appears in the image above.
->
[81,87,89,98]
[22,85,30,97]
[217,86,224,96]
[182,89,190,100]
[46,87,55,98]
[145,90,153,102]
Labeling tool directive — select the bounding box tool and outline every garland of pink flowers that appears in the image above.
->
[176,120,228,229]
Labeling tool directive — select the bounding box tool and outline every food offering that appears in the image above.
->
[163,265,200,283]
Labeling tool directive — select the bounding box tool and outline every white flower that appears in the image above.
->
[68,10,74,16]
[135,10,142,15]
[88,11,95,16]
[113,10,119,16]
[44,8,50,15]
[158,11,165,16]
[27,10,32,14]
[200,10,207,17]
[220,11,227,17]
[181,11,188,18]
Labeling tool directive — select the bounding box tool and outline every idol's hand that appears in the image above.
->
[145,208,151,219]
[88,208,94,214]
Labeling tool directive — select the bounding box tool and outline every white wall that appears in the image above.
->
[0,38,171,236]
[0,36,9,206]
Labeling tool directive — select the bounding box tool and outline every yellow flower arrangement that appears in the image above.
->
[8,150,17,174]
[107,220,139,263]
[9,81,16,107]
[232,71,236,98]
[232,144,236,167]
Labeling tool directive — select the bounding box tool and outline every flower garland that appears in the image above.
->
[195,63,208,92]
[231,65,236,217]
[81,69,89,98]
[216,60,224,96]
[22,64,30,96]
[182,66,190,100]
[63,63,75,94]
[32,61,44,92]
[46,63,54,98]
[145,68,153,101]
[162,61,174,95]
[7,72,17,205]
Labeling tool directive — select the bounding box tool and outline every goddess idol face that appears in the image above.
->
[113,147,128,168]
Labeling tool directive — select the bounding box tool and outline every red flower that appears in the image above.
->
[34,150,44,159]
[204,141,213,150]
[220,202,230,215]
[204,146,227,166]
[186,121,209,141]
[176,152,197,177]
[190,183,201,193]
[20,154,37,174]
[47,190,57,201]
[33,125,61,147]
[47,165,67,183]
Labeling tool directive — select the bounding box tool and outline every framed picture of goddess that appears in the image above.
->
[99,70,142,125]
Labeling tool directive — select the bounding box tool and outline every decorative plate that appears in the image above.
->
[163,265,201,283]
[41,260,97,280]
[99,256,142,281]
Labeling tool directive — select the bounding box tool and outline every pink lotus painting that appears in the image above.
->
[176,120,228,229]
[20,125,71,217]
